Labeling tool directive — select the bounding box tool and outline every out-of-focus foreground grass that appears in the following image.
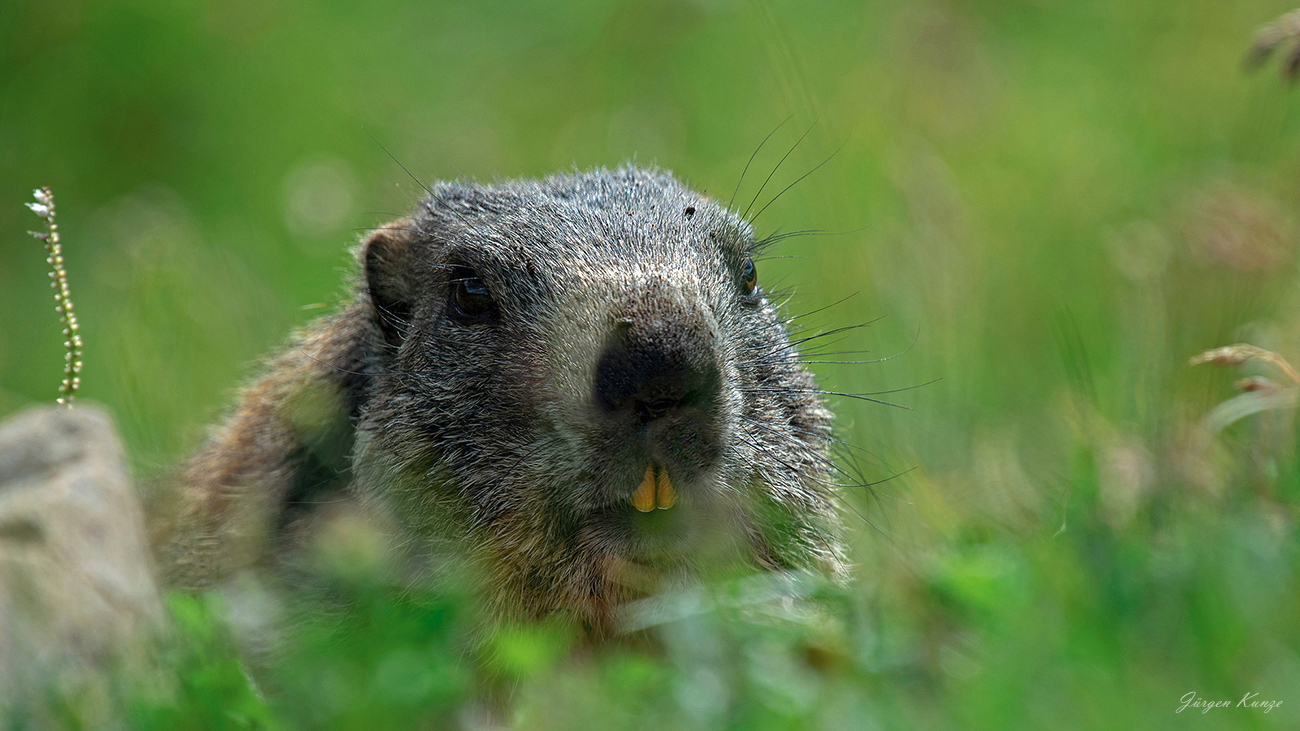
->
[4,0,1300,728]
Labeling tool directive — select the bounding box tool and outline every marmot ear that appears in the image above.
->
[360,219,418,345]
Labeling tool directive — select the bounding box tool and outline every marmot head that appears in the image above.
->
[352,166,846,633]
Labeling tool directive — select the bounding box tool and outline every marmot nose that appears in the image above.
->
[594,291,721,423]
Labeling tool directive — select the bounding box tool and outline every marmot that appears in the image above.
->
[153,165,847,634]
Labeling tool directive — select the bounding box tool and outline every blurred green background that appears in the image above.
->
[5,0,1300,728]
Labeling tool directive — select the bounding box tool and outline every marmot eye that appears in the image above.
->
[449,266,495,323]
[740,257,758,296]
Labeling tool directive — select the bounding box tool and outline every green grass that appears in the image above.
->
[4,0,1300,727]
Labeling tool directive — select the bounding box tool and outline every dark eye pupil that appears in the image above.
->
[741,258,758,295]
[450,266,495,322]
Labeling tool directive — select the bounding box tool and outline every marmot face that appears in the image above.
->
[352,167,846,630]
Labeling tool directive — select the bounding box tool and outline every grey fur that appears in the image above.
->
[155,165,847,635]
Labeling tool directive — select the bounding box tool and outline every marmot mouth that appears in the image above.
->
[630,464,676,512]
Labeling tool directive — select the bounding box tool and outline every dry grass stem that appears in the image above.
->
[1189,343,1300,386]
[1192,343,1300,432]
[1246,9,1300,80]
[27,187,82,406]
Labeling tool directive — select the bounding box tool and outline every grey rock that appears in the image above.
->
[0,404,161,713]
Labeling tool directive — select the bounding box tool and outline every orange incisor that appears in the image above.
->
[632,465,677,512]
